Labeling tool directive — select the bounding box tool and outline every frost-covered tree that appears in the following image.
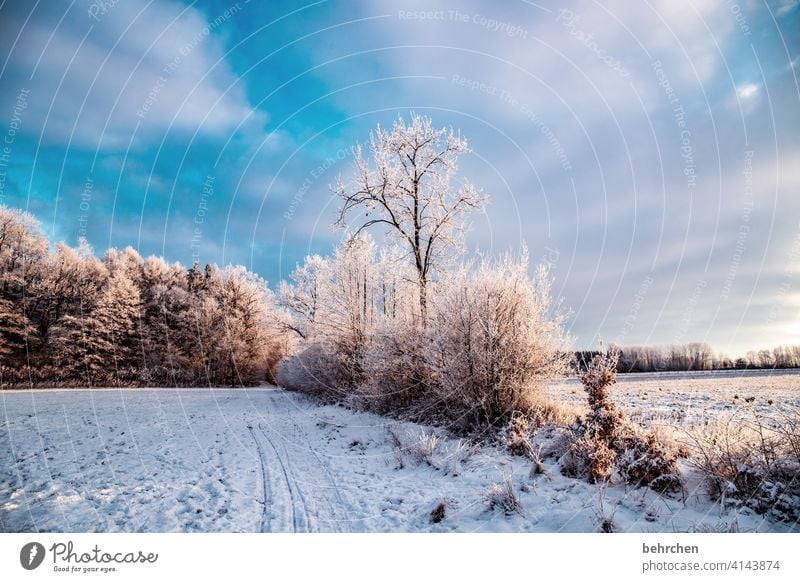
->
[187,262,204,292]
[215,265,285,385]
[278,235,381,396]
[320,235,378,389]
[104,246,144,282]
[51,267,141,385]
[277,254,328,340]
[0,204,290,387]
[0,298,33,363]
[360,244,432,410]
[29,241,105,343]
[374,243,418,322]
[138,255,193,383]
[333,113,487,323]
[0,206,48,294]
[0,206,48,373]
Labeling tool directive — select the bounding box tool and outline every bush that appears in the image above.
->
[563,351,682,493]
[616,432,683,493]
[275,344,343,401]
[431,251,571,430]
[564,433,616,480]
[279,242,572,436]
[359,320,435,414]
[687,407,800,522]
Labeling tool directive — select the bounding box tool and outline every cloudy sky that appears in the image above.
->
[0,0,798,356]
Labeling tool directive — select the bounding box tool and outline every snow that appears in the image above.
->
[547,369,800,429]
[0,385,794,533]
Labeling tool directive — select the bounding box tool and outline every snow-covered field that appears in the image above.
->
[547,369,800,429]
[1,380,797,533]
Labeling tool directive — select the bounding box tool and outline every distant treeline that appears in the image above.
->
[575,343,800,373]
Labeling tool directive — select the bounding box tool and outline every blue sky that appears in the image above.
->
[0,0,798,356]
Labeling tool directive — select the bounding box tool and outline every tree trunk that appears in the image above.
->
[418,274,427,326]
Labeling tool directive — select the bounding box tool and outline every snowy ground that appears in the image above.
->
[547,369,800,430]
[1,384,796,533]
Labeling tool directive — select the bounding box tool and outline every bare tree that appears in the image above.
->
[277,254,328,339]
[332,113,487,324]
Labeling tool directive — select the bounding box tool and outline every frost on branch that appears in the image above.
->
[563,351,683,494]
[332,113,487,324]
[432,249,571,431]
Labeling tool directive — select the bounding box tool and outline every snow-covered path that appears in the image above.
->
[0,388,405,533]
[0,388,791,533]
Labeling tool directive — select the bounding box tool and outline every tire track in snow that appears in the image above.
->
[277,398,349,532]
[246,424,272,533]
[257,422,311,532]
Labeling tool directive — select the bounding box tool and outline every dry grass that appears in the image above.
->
[526,396,583,428]
[683,406,800,521]
[408,430,440,465]
[485,472,523,515]
[388,427,477,475]
[594,481,618,533]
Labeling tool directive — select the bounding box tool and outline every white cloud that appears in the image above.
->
[769,0,800,17]
[737,82,760,99]
[730,82,761,115]
[3,0,266,150]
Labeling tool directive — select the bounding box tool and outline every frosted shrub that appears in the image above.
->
[278,235,378,398]
[432,250,571,431]
[564,435,616,481]
[578,350,628,450]
[616,432,685,493]
[503,413,534,457]
[564,351,682,493]
[275,344,342,401]
[360,317,435,413]
[687,408,800,521]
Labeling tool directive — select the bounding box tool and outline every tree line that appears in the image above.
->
[0,206,287,387]
[575,342,800,373]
